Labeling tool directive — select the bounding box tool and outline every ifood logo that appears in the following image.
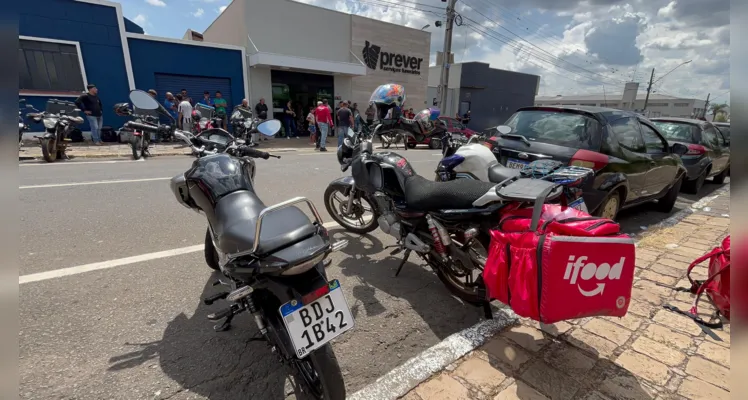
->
[564,255,626,297]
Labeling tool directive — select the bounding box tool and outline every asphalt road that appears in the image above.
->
[19,149,729,399]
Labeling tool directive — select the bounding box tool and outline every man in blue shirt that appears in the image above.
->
[201,91,213,106]
[163,92,179,121]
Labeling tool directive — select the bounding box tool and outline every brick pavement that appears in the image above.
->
[401,190,730,400]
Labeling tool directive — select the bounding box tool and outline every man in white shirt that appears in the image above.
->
[177,94,193,131]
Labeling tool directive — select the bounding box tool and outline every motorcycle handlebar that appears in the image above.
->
[237,146,280,159]
[125,121,159,133]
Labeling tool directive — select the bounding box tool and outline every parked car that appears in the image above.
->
[713,122,730,139]
[650,118,730,193]
[406,116,477,149]
[485,106,688,220]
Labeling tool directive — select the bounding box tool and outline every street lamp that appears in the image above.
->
[644,60,692,110]
[654,60,692,85]
[421,24,430,30]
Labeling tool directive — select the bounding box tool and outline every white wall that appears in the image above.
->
[427,64,462,88]
[249,67,272,111]
[202,0,247,48]
[334,76,353,104]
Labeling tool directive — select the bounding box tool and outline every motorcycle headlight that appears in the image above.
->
[43,119,56,129]
[244,120,252,129]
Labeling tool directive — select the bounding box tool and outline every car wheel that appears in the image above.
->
[428,139,441,149]
[683,171,706,194]
[407,143,417,149]
[595,191,621,220]
[712,165,729,184]
[656,176,682,213]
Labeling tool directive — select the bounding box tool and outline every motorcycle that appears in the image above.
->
[25,100,84,163]
[182,117,281,157]
[373,107,444,151]
[192,103,224,135]
[229,106,257,144]
[19,99,30,149]
[127,89,352,399]
[114,102,173,160]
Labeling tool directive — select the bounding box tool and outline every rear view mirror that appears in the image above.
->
[671,143,689,156]
[497,125,512,134]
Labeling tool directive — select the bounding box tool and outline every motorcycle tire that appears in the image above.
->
[41,139,57,163]
[323,185,379,234]
[131,135,143,160]
[430,231,490,306]
[294,343,346,400]
[204,228,220,270]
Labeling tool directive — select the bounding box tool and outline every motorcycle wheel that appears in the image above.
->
[204,228,220,270]
[379,134,391,149]
[131,135,143,160]
[41,139,57,162]
[323,185,379,234]
[292,343,346,400]
[428,230,490,305]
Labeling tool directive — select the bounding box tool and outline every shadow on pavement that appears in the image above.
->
[107,272,312,400]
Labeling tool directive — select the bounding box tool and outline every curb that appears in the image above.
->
[349,186,729,400]
[348,309,518,400]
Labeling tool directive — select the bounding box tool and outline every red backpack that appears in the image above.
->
[665,236,730,328]
[483,203,636,324]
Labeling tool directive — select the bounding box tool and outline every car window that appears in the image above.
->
[610,117,645,152]
[640,123,667,153]
[503,110,601,150]
[651,121,699,144]
[702,126,720,148]
[715,125,730,140]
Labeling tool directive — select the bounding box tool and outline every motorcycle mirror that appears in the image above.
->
[497,125,512,135]
[128,89,160,110]
[256,119,281,137]
[26,104,33,109]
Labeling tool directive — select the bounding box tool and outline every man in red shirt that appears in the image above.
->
[315,99,334,151]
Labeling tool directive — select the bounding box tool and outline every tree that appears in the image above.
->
[710,103,728,119]
[715,113,728,122]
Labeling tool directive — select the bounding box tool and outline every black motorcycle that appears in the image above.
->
[114,102,173,160]
[128,89,351,399]
[323,106,576,309]
[25,101,84,162]
[229,106,256,143]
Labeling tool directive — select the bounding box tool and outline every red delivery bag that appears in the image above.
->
[484,203,636,323]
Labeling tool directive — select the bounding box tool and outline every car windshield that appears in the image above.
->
[503,110,600,150]
[715,125,730,139]
[651,121,699,143]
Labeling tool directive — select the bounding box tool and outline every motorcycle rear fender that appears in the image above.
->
[328,176,355,195]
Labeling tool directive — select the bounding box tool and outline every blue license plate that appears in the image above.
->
[506,158,529,169]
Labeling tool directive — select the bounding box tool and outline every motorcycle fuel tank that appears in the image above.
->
[367,151,416,197]
[452,143,499,181]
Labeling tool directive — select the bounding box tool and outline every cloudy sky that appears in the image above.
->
[121,0,730,104]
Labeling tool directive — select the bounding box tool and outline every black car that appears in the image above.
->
[650,118,730,194]
[485,106,688,220]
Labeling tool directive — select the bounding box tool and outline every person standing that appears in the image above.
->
[75,84,103,145]
[180,89,194,106]
[306,106,317,145]
[255,98,269,142]
[336,101,353,148]
[163,92,178,121]
[365,103,376,126]
[461,110,471,126]
[201,91,213,106]
[315,99,333,152]
[148,89,158,98]
[177,94,194,132]
[213,91,228,130]
[352,102,361,132]
[283,100,298,139]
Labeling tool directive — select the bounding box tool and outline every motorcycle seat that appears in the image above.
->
[404,175,497,211]
[487,164,521,183]
[212,191,317,255]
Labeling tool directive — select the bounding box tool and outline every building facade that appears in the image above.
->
[427,62,540,131]
[18,0,247,137]
[203,0,431,119]
[534,93,708,119]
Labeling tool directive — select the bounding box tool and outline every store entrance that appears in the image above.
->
[271,70,334,137]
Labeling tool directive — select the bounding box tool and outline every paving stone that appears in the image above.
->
[631,336,686,366]
[636,249,661,261]
[500,325,549,353]
[519,359,581,400]
[652,310,705,336]
[633,279,673,298]
[452,356,509,393]
[666,252,701,264]
[625,300,652,318]
[481,336,532,371]
[667,300,716,320]
[600,373,658,400]
[677,375,730,400]
[638,270,678,286]
[703,326,731,347]
[615,349,670,385]
[705,217,730,227]
[678,241,712,251]
[631,287,665,306]
[538,321,573,337]
[400,391,423,400]
[695,341,730,367]
[643,324,693,350]
[577,391,611,400]
[583,319,633,345]
[566,328,619,358]
[494,380,548,400]
[414,373,471,400]
[673,247,709,258]
[603,314,644,331]
[647,263,684,278]
[656,258,689,270]
[684,356,729,389]
[543,343,597,377]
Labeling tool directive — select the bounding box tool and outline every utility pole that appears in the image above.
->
[642,68,655,111]
[702,93,711,119]
[438,0,458,115]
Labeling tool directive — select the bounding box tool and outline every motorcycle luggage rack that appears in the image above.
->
[226,197,324,260]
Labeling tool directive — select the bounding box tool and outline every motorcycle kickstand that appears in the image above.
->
[394,249,411,277]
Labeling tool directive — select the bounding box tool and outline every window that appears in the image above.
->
[715,125,730,140]
[648,103,668,107]
[674,103,690,107]
[503,110,601,150]
[652,121,699,144]
[640,123,666,153]
[701,126,720,148]
[18,38,85,93]
[610,117,644,152]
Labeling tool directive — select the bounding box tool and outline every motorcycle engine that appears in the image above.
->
[373,193,401,239]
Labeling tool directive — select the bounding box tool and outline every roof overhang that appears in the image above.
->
[248,52,367,76]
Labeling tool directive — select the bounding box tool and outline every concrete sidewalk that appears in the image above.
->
[360,189,731,400]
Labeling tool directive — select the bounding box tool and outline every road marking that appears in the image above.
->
[20,177,172,189]
[20,159,145,166]
[20,221,341,284]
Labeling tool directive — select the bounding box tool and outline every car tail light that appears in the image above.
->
[686,144,706,155]
[570,149,608,171]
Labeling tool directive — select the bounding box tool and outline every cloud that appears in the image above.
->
[145,0,166,7]
[584,15,644,66]
[133,14,147,26]
[192,8,204,17]
[217,5,227,13]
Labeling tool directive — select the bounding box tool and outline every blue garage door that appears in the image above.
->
[154,73,234,111]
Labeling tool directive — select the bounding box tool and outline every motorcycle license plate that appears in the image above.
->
[506,158,529,169]
[279,280,354,359]
[569,197,588,213]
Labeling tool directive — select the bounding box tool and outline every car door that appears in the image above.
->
[608,117,649,201]
[639,120,679,196]
[714,127,731,172]
[701,124,724,175]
